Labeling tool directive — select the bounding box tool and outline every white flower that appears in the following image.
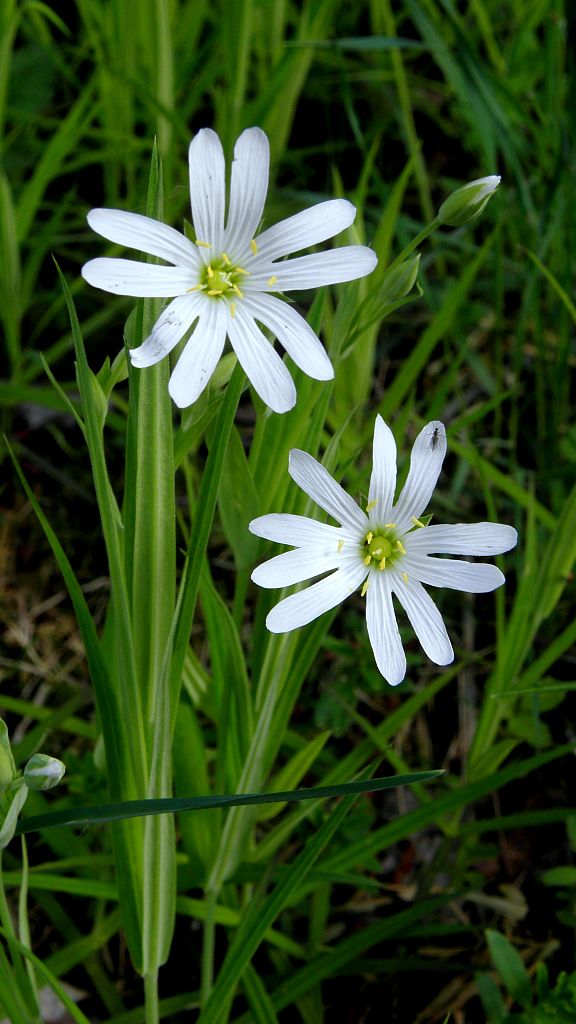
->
[249,417,517,686]
[81,127,378,412]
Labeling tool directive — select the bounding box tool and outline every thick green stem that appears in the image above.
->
[144,969,159,1024]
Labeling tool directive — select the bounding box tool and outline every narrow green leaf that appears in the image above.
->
[16,771,444,834]
[486,929,532,1009]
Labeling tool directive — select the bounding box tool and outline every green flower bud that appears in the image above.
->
[23,753,66,791]
[380,254,421,301]
[438,175,501,227]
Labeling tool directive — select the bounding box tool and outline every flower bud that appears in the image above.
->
[23,753,66,791]
[438,175,501,227]
[380,254,421,301]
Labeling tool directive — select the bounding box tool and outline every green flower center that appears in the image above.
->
[362,527,405,571]
[197,254,249,301]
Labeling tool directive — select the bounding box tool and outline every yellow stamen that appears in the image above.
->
[236,267,250,275]
[402,572,409,584]
[187,283,204,292]
[366,531,373,544]
[207,288,223,296]
[222,252,231,265]
[361,579,370,597]
[195,239,211,248]
[230,303,236,319]
[366,499,377,512]
[396,540,407,555]
[250,239,258,255]
[337,539,344,552]
[206,265,214,278]
[385,522,397,528]
[411,516,425,528]
[363,554,372,566]
[378,556,386,570]
[232,284,244,298]
[267,275,278,286]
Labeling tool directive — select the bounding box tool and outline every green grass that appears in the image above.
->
[1,1,575,1021]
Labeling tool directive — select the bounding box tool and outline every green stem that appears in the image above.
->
[170,364,246,719]
[200,889,218,1005]
[144,969,159,1024]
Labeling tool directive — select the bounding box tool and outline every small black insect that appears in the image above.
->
[428,426,441,451]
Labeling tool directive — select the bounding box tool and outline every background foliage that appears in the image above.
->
[1,0,575,1021]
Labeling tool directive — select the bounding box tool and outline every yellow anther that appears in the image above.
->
[236,267,250,275]
[207,289,223,296]
[366,531,373,544]
[337,539,344,552]
[396,540,407,555]
[402,572,409,584]
[232,284,244,298]
[378,556,386,570]
[222,252,231,265]
[230,303,236,319]
[250,239,258,255]
[411,516,425,528]
[267,275,278,286]
[366,499,377,512]
[195,239,211,248]
[187,284,204,292]
[363,554,372,566]
[361,579,370,597]
[206,265,214,278]
[385,522,397,528]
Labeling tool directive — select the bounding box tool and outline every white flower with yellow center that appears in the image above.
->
[81,127,377,412]
[249,417,517,685]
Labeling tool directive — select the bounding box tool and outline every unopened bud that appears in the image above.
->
[23,754,66,791]
[381,254,420,301]
[438,175,501,227]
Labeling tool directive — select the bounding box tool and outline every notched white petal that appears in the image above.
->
[250,246,378,291]
[393,420,446,529]
[249,513,343,546]
[366,574,406,686]
[252,547,342,588]
[288,449,367,531]
[188,128,226,252]
[168,303,227,408]
[393,577,453,666]
[225,127,270,259]
[81,258,192,297]
[405,554,506,593]
[254,199,357,260]
[227,305,296,413]
[265,562,366,633]
[243,293,333,381]
[368,415,397,520]
[406,522,518,556]
[86,209,199,267]
[130,294,202,367]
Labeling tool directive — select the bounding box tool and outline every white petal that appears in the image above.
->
[227,306,296,413]
[365,573,406,686]
[393,421,447,530]
[188,129,226,252]
[224,128,269,259]
[81,258,193,297]
[243,293,333,380]
[129,294,203,367]
[404,553,506,593]
[86,209,199,268]
[405,522,518,556]
[249,246,378,291]
[168,302,227,408]
[392,577,453,666]
[288,450,367,531]
[252,547,343,588]
[266,561,366,632]
[368,416,397,520]
[254,199,357,260]
[249,513,343,546]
